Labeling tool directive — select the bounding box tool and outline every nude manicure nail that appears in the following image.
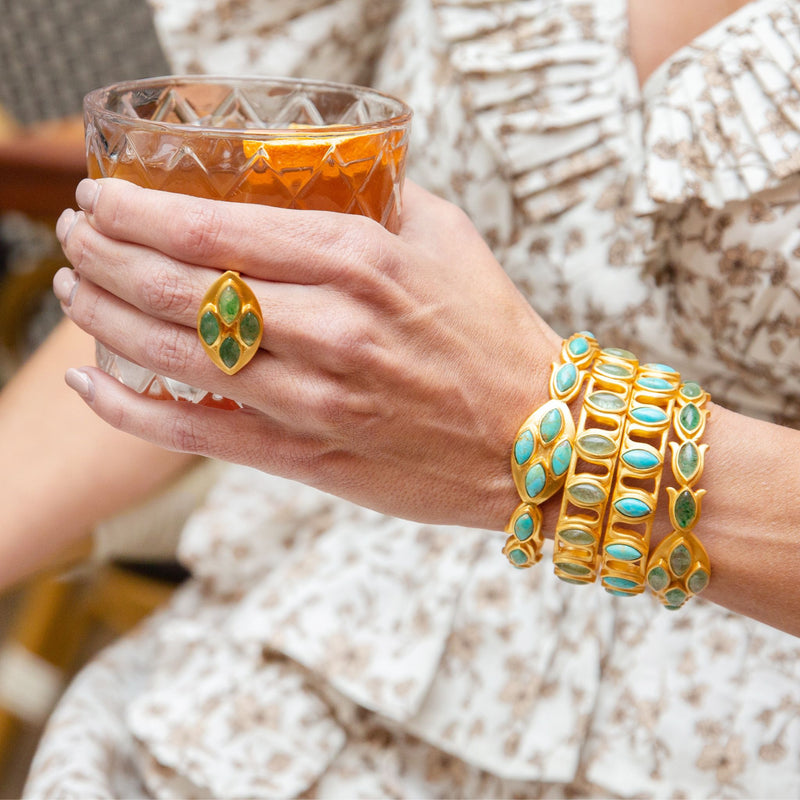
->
[53,267,79,307]
[75,178,99,213]
[55,208,76,244]
[65,368,95,402]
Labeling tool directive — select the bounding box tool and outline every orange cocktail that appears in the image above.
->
[83,76,412,404]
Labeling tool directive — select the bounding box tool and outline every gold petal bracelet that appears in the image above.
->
[552,347,638,584]
[504,333,599,568]
[645,381,711,608]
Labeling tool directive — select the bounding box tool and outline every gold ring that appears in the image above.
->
[197,271,263,375]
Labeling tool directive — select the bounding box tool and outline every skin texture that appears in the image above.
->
[55,178,559,529]
[52,177,800,637]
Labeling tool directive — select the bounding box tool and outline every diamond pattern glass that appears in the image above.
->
[83,76,412,405]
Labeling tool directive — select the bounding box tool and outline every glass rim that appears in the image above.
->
[83,74,413,137]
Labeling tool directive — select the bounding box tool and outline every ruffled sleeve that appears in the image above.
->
[432,0,639,223]
[638,0,800,209]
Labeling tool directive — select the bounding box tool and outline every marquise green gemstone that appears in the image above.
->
[669,543,692,576]
[514,513,534,541]
[679,403,702,433]
[514,429,535,465]
[596,362,632,378]
[558,577,588,585]
[673,489,697,529]
[239,311,261,346]
[555,561,592,577]
[647,565,670,592]
[605,543,643,561]
[688,568,710,594]
[555,362,578,394]
[621,448,660,471]
[568,482,605,505]
[551,440,572,477]
[676,442,699,481]
[588,391,626,412]
[602,347,636,360]
[199,311,220,345]
[508,548,529,566]
[681,381,703,398]
[218,285,241,324]
[219,336,240,369]
[560,528,595,546]
[614,496,652,518]
[578,433,616,457]
[665,587,687,606]
[525,463,547,499]
[539,407,563,443]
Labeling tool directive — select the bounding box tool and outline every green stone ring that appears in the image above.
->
[197,271,263,376]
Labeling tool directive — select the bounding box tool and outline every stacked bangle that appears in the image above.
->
[504,334,712,613]
[599,364,681,596]
[645,381,711,608]
[552,348,637,585]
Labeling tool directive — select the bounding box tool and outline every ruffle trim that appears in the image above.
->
[638,0,800,210]
[150,467,610,791]
[432,0,638,222]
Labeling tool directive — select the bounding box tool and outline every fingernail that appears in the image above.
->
[53,267,79,307]
[55,208,77,245]
[65,368,95,403]
[76,178,99,213]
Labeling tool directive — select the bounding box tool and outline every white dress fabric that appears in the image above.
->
[26,0,800,798]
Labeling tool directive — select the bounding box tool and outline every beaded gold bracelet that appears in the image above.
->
[645,381,711,608]
[504,332,599,568]
[599,363,681,596]
[552,347,638,584]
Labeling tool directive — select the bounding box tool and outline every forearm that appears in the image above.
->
[679,403,800,634]
[0,318,196,589]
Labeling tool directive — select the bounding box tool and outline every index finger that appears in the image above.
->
[73,177,384,284]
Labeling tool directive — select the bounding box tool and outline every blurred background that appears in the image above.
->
[0,1,177,794]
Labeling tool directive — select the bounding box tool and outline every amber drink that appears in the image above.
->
[83,76,412,405]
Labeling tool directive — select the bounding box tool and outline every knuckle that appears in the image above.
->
[335,219,385,276]
[321,316,377,373]
[98,184,130,235]
[141,259,192,317]
[168,415,206,454]
[63,215,93,269]
[72,284,103,331]
[178,201,225,262]
[306,378,377,431]
[143,325,194,377]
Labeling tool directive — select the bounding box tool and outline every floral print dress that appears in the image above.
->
[26,0,800,797]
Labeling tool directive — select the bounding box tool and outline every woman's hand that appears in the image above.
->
[54,178,560,529]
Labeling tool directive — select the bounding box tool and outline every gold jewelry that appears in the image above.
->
[599,364,681,596]
[549,332,600,402]
[506,399,576,567]
[553,348,638,584]
[504,332,598,568]
[197,271,263,375]
[646,381,711,608]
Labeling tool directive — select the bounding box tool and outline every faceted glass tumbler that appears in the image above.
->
[83,75,412,406]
